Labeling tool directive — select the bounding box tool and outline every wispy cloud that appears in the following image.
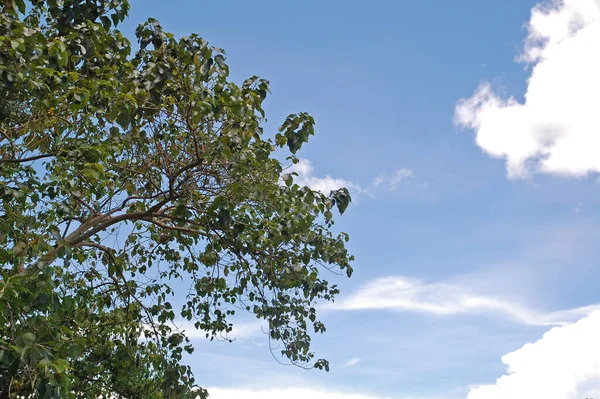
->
[455,0,600,178]
[328,276,600,326]
[373,169,415,191]
[341,357,362,369]
[284,159,425,199]
[371,168,428,195]
[467,311,600,398]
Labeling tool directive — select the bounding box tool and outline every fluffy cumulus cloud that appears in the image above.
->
[467,311,600,399]
[455,0,600,178]
[287,158,362,194]
[329,276,600,326]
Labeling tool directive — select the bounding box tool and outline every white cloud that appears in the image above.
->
[174,320,265,340]
[455,0,600,178]
[466,311,600,399]
[205,387,445,399]
[329,276,600,326]
[373,169,415,191]
[285,160,421,197]
[341,357,362,369]
[286,158,362,194]
[205,388,386,399]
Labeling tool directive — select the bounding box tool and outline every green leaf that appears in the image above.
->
[68,344,82,359]
[52,359,69,373]
[332,188,351,214]
[20,344,31,361]
[16,0,26,14]
[48,225,61,240]
[10,39,22,51]
[22,332,36,345]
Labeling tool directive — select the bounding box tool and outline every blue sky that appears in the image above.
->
[122,1,600,398]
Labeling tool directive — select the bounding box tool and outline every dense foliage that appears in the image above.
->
[0,1,353,397]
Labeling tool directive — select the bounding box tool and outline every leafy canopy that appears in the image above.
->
[0,0,353,398]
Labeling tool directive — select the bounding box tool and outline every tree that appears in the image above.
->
[0,1,354,397]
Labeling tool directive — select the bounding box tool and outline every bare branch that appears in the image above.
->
[0,153,54,164]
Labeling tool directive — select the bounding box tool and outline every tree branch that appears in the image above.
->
[0,153,54,164]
